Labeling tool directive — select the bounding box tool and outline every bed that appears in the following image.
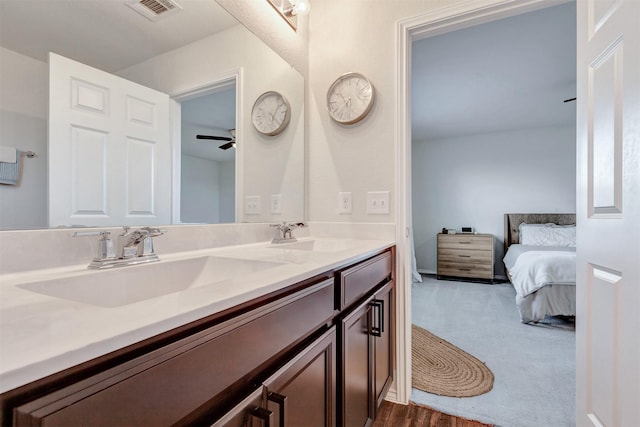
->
[503,213,576,323]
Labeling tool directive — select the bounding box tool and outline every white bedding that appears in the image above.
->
[504,244,576,298]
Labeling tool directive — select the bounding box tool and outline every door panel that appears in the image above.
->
[341,300,373,427]
[70,127,108,216]
[373,282,394,410]
[577,1,640,426]
[264,328,336,427]
[49,52,171,227]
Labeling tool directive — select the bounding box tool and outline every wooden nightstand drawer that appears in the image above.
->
[437,233,494,282]
[438,248,493,264]
[437,234,493,251]
[438,264,493,279]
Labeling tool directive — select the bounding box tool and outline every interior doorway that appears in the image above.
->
[396,0,577,415]
[170,73,240,224]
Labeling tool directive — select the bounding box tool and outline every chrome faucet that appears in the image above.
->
[73,226,166,269]
[270,222,306,243]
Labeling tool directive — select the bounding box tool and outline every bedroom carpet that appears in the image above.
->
[412,324,494,397]
[411,275,575,427]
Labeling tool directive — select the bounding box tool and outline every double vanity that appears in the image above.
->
[0,227,395,426]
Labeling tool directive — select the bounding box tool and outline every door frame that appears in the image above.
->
[169,68,244,224]
[394,0,571,404]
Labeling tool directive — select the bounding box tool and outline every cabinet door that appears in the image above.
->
[263,328,336,427]
[372,281,394,410]
[211,388,271,427]
[340,299,374,427]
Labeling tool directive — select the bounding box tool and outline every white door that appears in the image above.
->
[576,0,640,426]
[48,53,171,227]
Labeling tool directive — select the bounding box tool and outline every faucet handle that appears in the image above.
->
[73,230,115,260]
[141,226,167,237]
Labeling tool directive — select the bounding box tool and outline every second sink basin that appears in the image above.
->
[17,256,283,308]
[269,239,356,252]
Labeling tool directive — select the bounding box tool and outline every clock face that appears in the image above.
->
[251,91,291,136]
[326,73,375,124]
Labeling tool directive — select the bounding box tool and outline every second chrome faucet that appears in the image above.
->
[270,222,306,243]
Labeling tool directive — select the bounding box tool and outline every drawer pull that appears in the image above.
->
[459,241,472,244]
[268,392,287,427]
[458,255,471,258]
[248,406,273,427]
[459,268,471,271]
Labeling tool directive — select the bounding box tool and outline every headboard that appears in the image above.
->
[504,213,576,252]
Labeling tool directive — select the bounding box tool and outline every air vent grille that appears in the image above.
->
[141,0,174,15]
[126,0,183,22]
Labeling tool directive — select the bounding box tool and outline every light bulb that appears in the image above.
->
[292,0,310,16]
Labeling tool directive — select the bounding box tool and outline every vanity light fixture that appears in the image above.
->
[267,0,310,30]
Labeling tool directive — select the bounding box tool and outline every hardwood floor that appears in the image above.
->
[372,400,493,427]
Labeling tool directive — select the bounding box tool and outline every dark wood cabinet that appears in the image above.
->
[373,281,394,410]
[211,388,266,427]
[264,328,336,427]
[12,279,335,427]
[214,328,336,427]
[3,248,395,427]
[339,255,394,427]
[341,297,375,427]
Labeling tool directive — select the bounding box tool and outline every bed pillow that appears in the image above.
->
[519,223,576,247]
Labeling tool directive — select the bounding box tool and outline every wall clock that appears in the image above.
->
[326,72,375,124]
[251,91,291,136]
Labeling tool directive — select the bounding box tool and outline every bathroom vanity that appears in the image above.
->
[0,238,395,426]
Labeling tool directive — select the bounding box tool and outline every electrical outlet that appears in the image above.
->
[271,194,282,214]
[366,191,390,214]
[338,192,352,214]
[245,195,261,215]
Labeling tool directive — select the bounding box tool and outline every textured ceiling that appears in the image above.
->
[411,2,576,141]
[0,0,238,73]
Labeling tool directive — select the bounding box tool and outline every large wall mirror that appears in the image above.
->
[0,0,304,230]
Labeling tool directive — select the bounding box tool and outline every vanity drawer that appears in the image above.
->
[338,251,392,310]
[14,279,335,427]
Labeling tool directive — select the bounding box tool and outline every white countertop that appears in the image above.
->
[0,237,394,393]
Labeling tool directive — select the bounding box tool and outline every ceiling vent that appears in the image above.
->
[126,0,183,22]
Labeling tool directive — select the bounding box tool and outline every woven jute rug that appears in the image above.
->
[412,324,494,397]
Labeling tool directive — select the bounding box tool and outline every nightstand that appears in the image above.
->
[437,233,494,282]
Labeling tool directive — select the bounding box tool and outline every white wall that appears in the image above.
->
[216,0,309,76]
[0,48,48,229]
[412,126,576,276]
[119,24,305,223]
[181,154,221,224]
[219,161,236,223]
[306,0,463,223]
[180,155,236,224]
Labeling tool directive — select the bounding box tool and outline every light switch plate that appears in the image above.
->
[366,191,390,214]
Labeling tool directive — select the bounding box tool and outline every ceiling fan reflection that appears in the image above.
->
[196,129,236,150]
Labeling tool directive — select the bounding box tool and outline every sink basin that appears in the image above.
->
[17,256,283,308]
[269,239,355,252]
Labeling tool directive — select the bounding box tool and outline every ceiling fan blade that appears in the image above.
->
[219,141,235,150]
[196,134,232,141]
